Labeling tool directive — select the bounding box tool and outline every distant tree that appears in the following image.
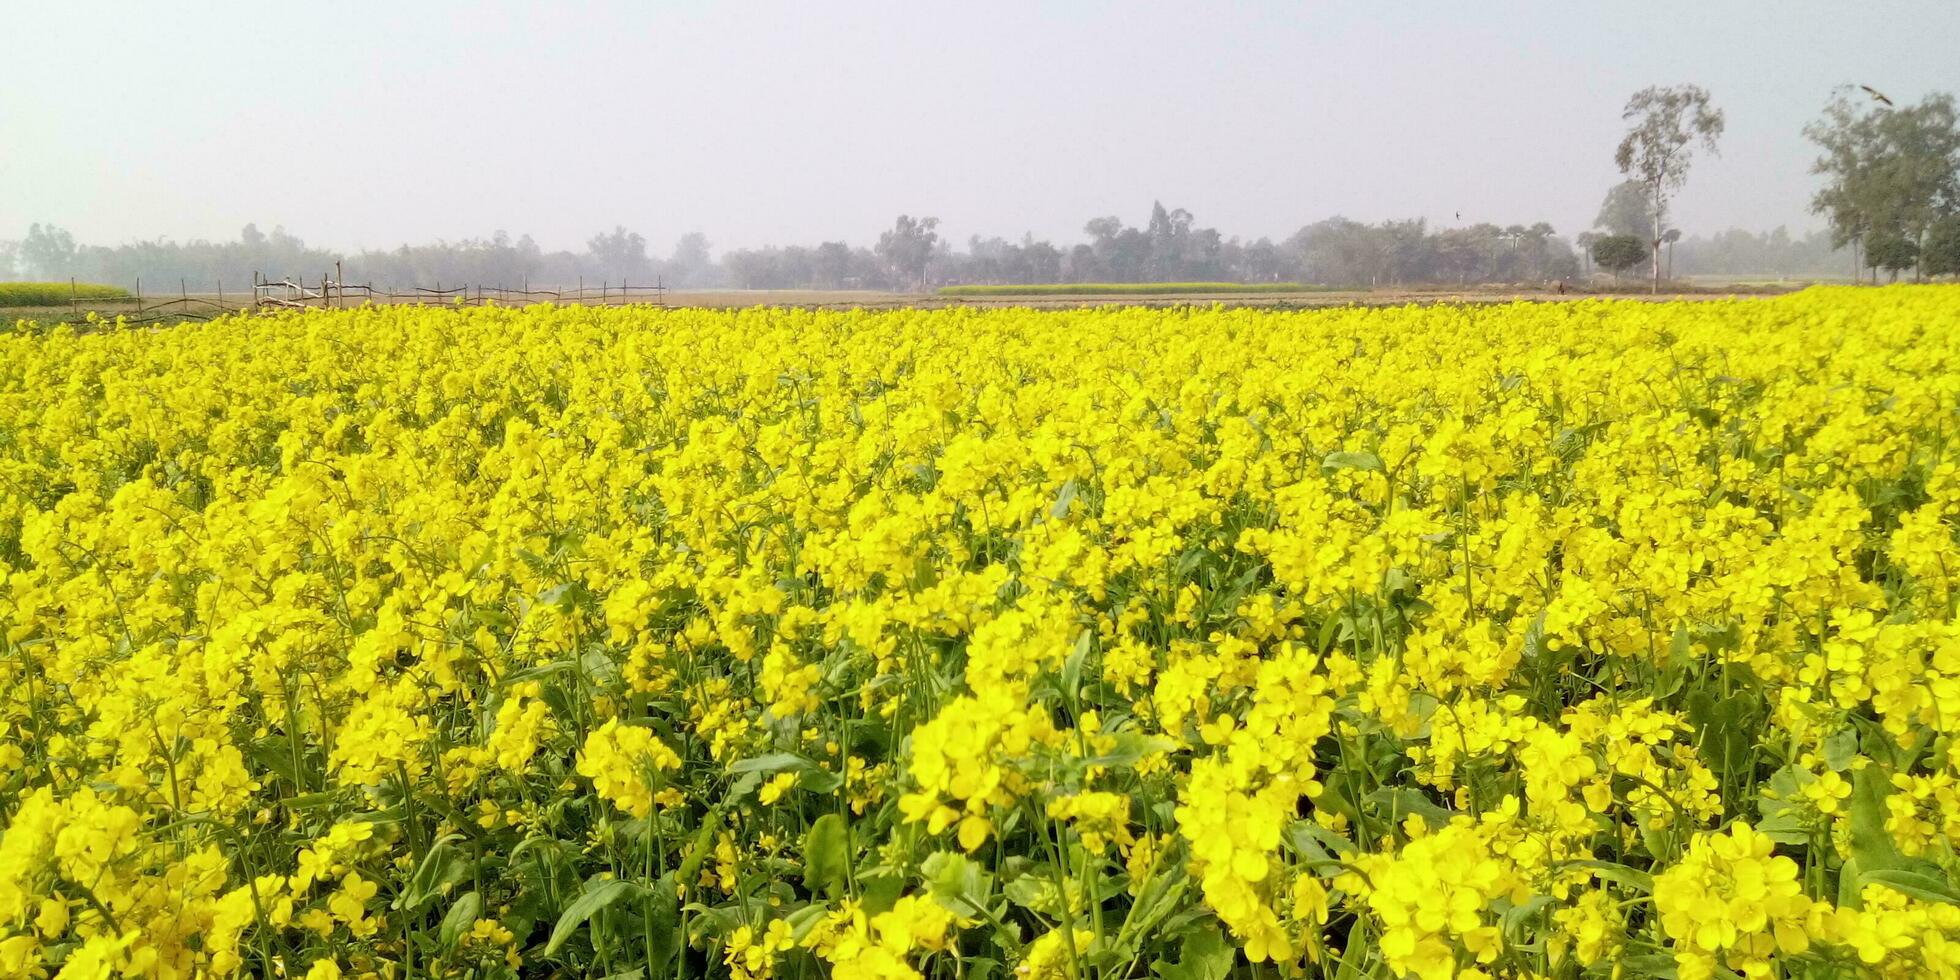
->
[1591,234,1648,278]
[1225,237,1288,282]
[1430,226,1492,284]
[876,215,939,290]
[586,226,653,283]
[721,248,778,289]
[1080,215,1151,282]
[1291,217,1394,286]
[1806,89,1960,282]
[1870,94,1960,281]
[1378,219,1432,285]
[1807,93,1880,280]
[1593,181,1656,239]
[1144,200,1195,279]
[21,223,77,279]
[1662,228,1682,280]
[1925,214,1960,278]
[667,233,715,288]
[1665,226,1847,278]
[1021,236,1063,284]
[812,241,853,289]
[1615,85,1725,292]
[1575,231,1598,277]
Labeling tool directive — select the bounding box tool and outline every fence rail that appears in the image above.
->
[11,274,671,328]
[11,274,674,331]
[251,272,666,312]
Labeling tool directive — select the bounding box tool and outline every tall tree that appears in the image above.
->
[1144,200,1194,279]
[1615,85,1725,292]
[585,226,652,283]
[20,223,77,279]
[667,233,715,288]
[875,215,939,291]
[1806,92,1881,282]
[1593,181,1657,239]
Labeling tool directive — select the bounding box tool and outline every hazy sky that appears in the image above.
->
[5,1,1957,255]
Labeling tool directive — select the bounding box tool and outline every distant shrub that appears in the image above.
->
[0,282,132,307]
[1590,235,1649,276]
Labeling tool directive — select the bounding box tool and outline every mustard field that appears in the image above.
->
[5,289,1960,979]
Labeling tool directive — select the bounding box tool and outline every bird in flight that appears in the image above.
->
[1859,84,1894,107]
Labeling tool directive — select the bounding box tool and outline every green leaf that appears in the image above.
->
[802,814,851,898]
[1117,867,1188,954]
[785,902,832,941]
[1331,915,1370,980]
[1860,868,1960,906]
[730,752,817,775]
[1840,857,1865,910]
[1754,805,1809,845]
[796,768,845,794]
[1685,689,1763,783]
[1519,612,1549,664]
[922,852,993,917]
[1848,765,1912,872]
[395,836,468,912]
[1616,954,1678,978]
[1499,894,1558,935]
[1155,923,1235,980]
[504,659,578,685]
[641,873,681,971]
[1565,859,1655,894]
[243,737,303,788]
[438,890,482,951]
[858,867,906,915]
[676,811,723,888]
[1050,477,1079,519]
[1822,728,1859,771]
[538,582,585,611]
[1320,450,1383,474]
[1364,787,1452,830]
[1004,874,1063,916]
[1084,732,1177,770]
[1060,631,1091,706]
[544,878,642,957]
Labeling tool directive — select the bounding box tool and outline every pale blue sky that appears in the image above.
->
[5,1,1956,254]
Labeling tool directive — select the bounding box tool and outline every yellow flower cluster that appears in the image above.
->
[2,288,1960,978]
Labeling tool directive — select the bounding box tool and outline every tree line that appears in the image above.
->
[4,84,1953,293]
[0,206,1866,295]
